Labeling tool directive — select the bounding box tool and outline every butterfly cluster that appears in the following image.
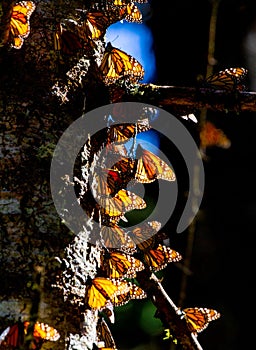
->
[52,0,146,86]
[62,107,187,349]
[6,0,145,94]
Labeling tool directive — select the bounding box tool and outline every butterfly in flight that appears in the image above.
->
[99,42,145,85]
[0,320,60,349]
[8,1,36,49]
[99,250,144,279]
[200,121,231,149]
[135,144,176,183]
[179,307,221,335]
[203,67,248,91]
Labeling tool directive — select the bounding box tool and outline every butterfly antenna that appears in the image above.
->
[111,35,119,43]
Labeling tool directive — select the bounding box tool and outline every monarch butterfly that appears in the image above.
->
[118,2,143,23]
[100,223,136,253]
[99,189,146,219]
[0,320,60,349]
[204,67,248,91]
[54,24,83,55]
[91,167,125,198]
[112,0,148,4]
[135,144,176,183]
[137,241,182,272]
[105,142,128,156]
[73,9,112,41]
[96,317,117,350]
[84,276,121,310]
[58,8,121,54]
[100,250,144,278]
[180,307,221,334]
[57,21,101,55]
[99,42,145,85]
[9,1,36,49]
[128,220,162,245]
[111,282,147,307]
[107,118,151,144]
[110,157,137,180]
[200,121,231,149]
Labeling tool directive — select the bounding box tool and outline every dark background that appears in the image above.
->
[112,1,256,349]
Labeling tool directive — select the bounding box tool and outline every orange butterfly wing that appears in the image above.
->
[10,1,36,49]
[107,118,151,144]
[56,25,83,55]
[111,282,147,307]
[128,220,162,245]
[99,42,144,85]
[200,121,231,149]
[85,277,119,310]
[118,3,143,23]
[99,189,146,219]
[0,323,24,347]
[100,250,144,278]
[96,317,117,349]
[182,307,221,334]
[137,243,182,271]
[0,320,60,349]
[205,67,248,91]
[92,168,125,198]
[100,223,136,252]
[135,145,176,183]
[32,322,60,341]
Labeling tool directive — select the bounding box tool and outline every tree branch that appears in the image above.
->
[136,271,204,350]
[135,84,256,113]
